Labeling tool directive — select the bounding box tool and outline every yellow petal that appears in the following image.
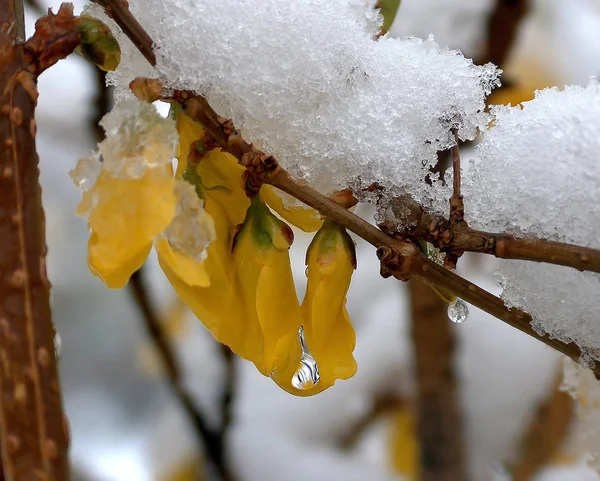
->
[84,166,176,288]
[260,184,322,232]
[273,220,357,395]
[174,104,204,176]
[389,404,420,480]
[154,237,210,287]
[173,106,249,225]
[157,192,261,360]
[198,149,249,226]
[233,196,302,375]
[88,232,151,288]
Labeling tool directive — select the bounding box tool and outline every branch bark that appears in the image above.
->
[511,370,574,481]
[479,0,531,67]
[128,269,235,481]
[91,0,600,376]
[0,3,69,480]
[409,279,468,481]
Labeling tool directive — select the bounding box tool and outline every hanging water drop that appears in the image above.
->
[447,298,469,324]
[54,331,62,360]
[291,326,320,390]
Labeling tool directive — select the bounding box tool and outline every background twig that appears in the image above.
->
[511,369,574,481]
[128,269,235,481]
[409,279,468,481]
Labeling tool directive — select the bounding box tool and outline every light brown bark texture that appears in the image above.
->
[0,4,70,480]
[408,279,468,481]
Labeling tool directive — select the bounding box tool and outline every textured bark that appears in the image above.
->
[408,279,468,481]
[0,4,70,480]
[512,373,574,481]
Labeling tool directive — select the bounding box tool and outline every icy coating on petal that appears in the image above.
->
[162,180,216,262]
[71,99,179,287]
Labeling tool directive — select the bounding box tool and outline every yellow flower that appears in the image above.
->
[260,185,323,232]
[271,220,358,395]
[233,196,303,375]
[71,100,180,288]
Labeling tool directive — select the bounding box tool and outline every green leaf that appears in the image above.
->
[377,0,401,33]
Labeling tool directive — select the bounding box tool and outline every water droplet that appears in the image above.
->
[448,298,469,324]
[291,326,320,390]
[54,331,62,360]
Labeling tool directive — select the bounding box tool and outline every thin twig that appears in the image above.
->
[128,269,234,481]
[479,0,531,67]
[511,369,574,481]
[24,0,45,16]
[338,394,403,449]
[0,3,70,480]
[93,0,600,375]
[409,278,468,481]
[90,0,156,65]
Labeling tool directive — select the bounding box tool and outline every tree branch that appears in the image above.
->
[91,0,600,376]
[478,0,531,67]
[409,278,468,481]
[0,3,69,480]
[128,269,235,481]
[511,369,574,481]
[390,201,600,275]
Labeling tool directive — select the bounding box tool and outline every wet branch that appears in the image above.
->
[409,278,468,481]
[128,269,235,481]
[91,0,600,376]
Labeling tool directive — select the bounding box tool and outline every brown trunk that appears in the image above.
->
[408,279,468,481]
[0,3,70,480]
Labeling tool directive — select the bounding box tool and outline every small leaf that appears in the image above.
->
[377,0,401,33]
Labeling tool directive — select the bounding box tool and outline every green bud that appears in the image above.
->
[75,17,121,71]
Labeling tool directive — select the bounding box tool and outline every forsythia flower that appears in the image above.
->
[74,100,359,396]
[271,220,358,395]
[71,100,180,288]
[233,195,303,375]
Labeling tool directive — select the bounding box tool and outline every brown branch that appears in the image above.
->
[93,0,600,376]
[409,278,468,481]
[128,269,235,481]
[338,394,403,449]
[0,4,69,481]
[511,370,574,481]
[90,0,156,66]
[478,0,531,68]
[394,201,600,275]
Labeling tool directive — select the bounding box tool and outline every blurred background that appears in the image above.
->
[24,0,600,480]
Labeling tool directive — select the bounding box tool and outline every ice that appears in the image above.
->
[561,359,600,469]
[464,83,600,358]
[85,0,499,207]
[163,181,216,262]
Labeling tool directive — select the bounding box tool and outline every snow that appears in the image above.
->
[464,84,600,360]
[85,0,498,209]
